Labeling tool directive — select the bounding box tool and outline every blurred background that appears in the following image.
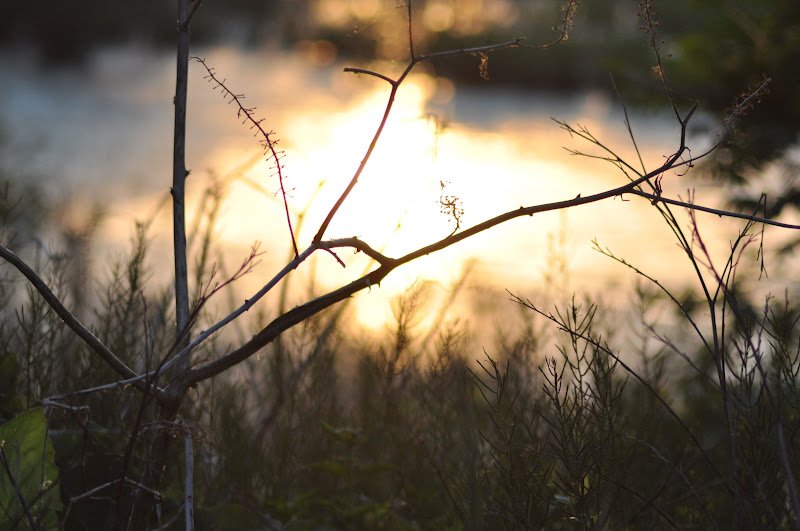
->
[3,3,800,527]
[1,0,798,331]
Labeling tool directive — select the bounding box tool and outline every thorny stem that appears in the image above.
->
[632,190,800,230]
[193,56,299,258]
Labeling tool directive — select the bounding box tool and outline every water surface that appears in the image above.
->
[1,45,742,331]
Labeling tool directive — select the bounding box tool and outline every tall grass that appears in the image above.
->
[2,174,798,528]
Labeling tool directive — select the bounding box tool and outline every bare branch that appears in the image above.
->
[406,0,415,59]
[46,374,161,401]
[0,243,143,386]
[342,67,396,85]
[528,0,579,49]
[179,0,203,31]
[313,36,526,244]
[631,189,800,230]
[183,429,195,531]
[318,237,395,265]
[193,56,299,258]
[415,38,526,64]
[173,0,192,365]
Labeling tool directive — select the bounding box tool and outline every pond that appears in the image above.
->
[1,44,742,333]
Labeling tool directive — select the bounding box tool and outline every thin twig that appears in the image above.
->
[630,189,800,230]
[193,56,299,258]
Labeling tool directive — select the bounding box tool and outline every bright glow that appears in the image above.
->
[5,46,735,331]
[183,63,722,330]
[424,1,456,33]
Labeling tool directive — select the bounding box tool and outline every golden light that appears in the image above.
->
[86,46,735,331]
[423,1,456,33]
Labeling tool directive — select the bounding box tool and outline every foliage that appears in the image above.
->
[0,408,62,530]
[1,181,799,527]
[1,0,800,529]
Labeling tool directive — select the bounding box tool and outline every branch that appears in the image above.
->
[193,56,299,258]
[46,374,161,401]
[318,237,395,265]
[312,78,399,243]
[630,190,800,230]
[181,142,713,386]
[183,428,195,531]
[414,38,525,63]
[313,36,526,244]
[179,0,203,31]
[0,243,142,386]
[342,67,395,85]
[161,245,314,377]
[173,0,192,363]
[182,264,390,385]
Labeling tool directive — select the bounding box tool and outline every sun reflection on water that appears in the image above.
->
[1,45,736,332]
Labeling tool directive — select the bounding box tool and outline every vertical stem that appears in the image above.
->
[173,0,191,360]
[777,417,800,524]
[184,428,195,531]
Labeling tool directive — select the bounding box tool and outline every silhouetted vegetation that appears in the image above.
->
[2,0,800,528]
[2,171,799,528]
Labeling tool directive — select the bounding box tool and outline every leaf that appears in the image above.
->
[0,408,62,531]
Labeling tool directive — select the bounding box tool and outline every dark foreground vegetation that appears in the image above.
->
[2,177,799,529]
[2,0,800,529]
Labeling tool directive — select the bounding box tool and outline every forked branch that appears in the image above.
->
[312,32,526,243]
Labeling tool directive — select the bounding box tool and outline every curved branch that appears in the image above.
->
[343,68,396,86]
[0,244,142,386]
[318,237,395,265]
